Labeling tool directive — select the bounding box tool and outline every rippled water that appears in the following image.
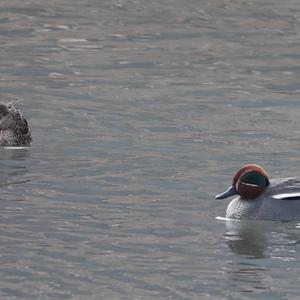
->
[1,0,300,299]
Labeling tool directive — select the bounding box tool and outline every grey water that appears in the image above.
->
[0,0,300,299]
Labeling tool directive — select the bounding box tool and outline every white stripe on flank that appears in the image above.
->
[273,192,300,199]
[4,147,28,150]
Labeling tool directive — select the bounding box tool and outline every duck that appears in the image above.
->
[0,101,32,146]
[215,164,300,221]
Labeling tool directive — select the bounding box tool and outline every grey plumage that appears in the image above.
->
[226,178,300,221]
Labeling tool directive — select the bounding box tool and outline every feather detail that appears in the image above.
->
[272,192,300,200]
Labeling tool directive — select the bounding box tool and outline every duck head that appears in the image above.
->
[216,164,270,200]
[0,104,16,130]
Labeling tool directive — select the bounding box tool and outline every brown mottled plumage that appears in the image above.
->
[0,102,32,146]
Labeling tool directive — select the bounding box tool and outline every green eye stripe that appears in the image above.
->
[241,171,268,188]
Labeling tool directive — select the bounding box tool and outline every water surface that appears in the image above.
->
[0,0,300,299]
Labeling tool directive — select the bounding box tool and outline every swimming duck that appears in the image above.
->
[216,164,300,221]
[0,102,32,146]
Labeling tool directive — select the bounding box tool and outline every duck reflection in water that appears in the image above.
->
[223,218,300,259]
[224,219,271,258]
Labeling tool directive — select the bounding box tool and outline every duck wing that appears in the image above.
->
[269,178,300,200]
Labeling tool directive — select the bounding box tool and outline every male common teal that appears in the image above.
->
[216,164,300,221]
[0,102,32,146]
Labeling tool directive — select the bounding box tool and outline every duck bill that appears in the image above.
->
[215,185,238,199]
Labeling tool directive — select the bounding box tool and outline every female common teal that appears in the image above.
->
[0,102,32,146]
[216,164,300,221]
